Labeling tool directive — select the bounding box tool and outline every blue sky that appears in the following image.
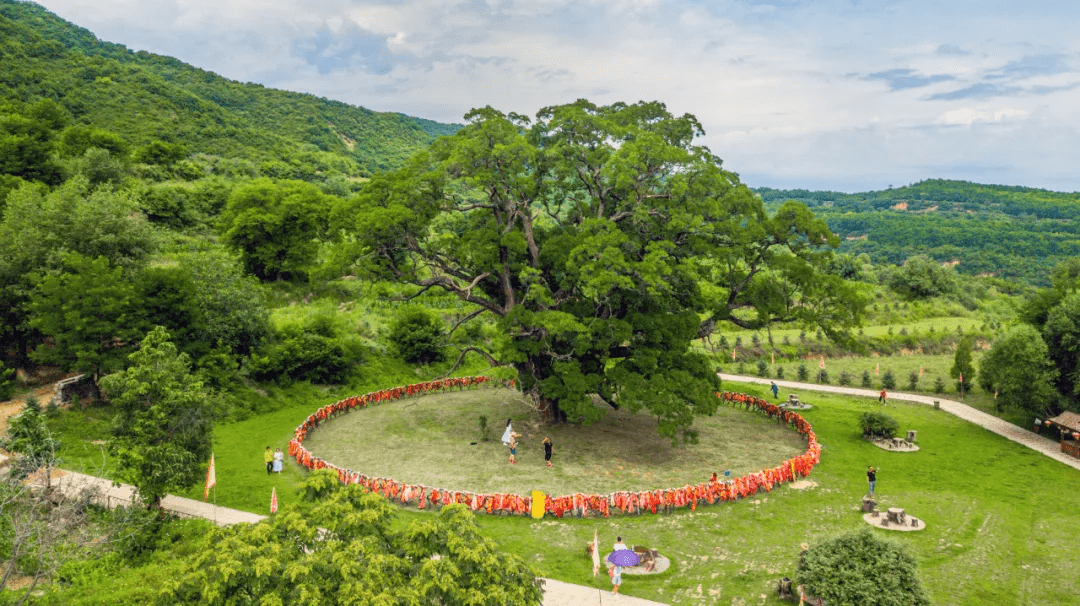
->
[35,0,1080,192]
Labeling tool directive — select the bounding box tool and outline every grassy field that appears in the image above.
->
[37,375,1080,605]
[301,389,806,495]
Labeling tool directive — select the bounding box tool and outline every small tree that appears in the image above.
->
[756,359,769,377]
[933,376,946,393]
[860,411,899,439]
[907,371,920,391]
[950,335,976,393]
[797,363,809,381]
[101,327,214,510]
[838,371,853,386]
[861,370,872,388]
[978,324,1058,414]
[388,307,445,364]
[796,528,930,606]
[776,366,785,379]
[881,368,896,389]
[818,369,829,384]
[2,396,60,484]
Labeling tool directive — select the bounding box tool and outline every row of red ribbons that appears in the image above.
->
[287,378,821,517]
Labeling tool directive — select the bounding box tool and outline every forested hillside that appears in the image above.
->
[0,0,459,178]
[758,179,1080,285]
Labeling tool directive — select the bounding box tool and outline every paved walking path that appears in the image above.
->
[40,470,666,606]
[719,373,1080,472]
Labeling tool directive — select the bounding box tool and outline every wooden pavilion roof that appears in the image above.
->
[1047,411,1080,433]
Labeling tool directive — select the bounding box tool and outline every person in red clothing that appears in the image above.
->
[878,389,888,405]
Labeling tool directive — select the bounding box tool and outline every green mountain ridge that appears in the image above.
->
[757,179,1080,285]
[0,0,460,177]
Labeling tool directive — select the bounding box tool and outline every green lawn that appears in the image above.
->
[43,375,1080,605]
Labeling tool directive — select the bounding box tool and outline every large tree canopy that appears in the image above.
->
[341,100,862,438]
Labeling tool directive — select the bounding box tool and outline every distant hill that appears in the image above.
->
[0,0,460,177]
[757,179,1080,286]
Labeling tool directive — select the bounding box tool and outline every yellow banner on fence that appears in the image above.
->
[531,491,546,519]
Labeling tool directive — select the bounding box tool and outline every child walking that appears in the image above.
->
[543,437,553,468]
[509,437,517,464]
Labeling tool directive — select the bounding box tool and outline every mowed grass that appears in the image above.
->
[301,388,807,495]
[448,382,1080,605]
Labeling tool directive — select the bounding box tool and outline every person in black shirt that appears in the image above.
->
[867,466,877,496]
[543,437,554,468]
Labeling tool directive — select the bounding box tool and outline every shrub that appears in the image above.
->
[860,411,899,439]
[751,333,761,346]
[0,361,16,401]
[861,370,872,388]
[797,363,809,381]
[478,415,490,442]
[776,366,785,379]
[838,371,853,386]
[796,528,930,606]
[388,307,445,364]
[248,304,362,384]
[782,335,791,346]
[881,368,896,389]
[756,359,769,377]
[908,371,920,391]
[934,377,946,393]
[817,369,829,384]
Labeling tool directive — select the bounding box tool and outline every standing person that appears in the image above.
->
[867,466,877,497]
[611,563,624,595]
[264,446,273,475]
[501,419,514,445]
[771,381,779,400]
[508,437,517,464]
[878,389,888,405]
[273,447,284,473]
[543,437,554,468]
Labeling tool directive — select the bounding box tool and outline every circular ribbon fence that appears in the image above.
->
[288,377,821,518]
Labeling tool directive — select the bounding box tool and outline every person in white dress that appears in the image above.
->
[501,419,514,444]
[272,447,284,473]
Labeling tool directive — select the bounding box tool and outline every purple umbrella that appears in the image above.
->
[607,550,641,567]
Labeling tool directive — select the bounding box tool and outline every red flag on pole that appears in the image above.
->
[270,487,278,514]
[874,363,879,375]
[959,372,964,383]
[819,356,825,369]
[771,352,775,365]
[731,349,736,361]
[203,454,216,502]
[919,367,924,377]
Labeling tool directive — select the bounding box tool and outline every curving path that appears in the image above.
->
[32,469,666,606]
[719,373,1080,472]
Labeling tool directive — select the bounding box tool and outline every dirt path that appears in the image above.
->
[0,383,58,435]
[719,373,1080,472]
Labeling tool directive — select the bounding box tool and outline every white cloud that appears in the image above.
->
[935,107,1030,126]
[31,0,1080,191]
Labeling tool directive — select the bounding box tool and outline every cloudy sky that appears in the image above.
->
[34,0,1080,192]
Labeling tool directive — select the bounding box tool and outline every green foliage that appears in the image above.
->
[343,99,862,439]
[1,394,60,479]
[388,306,445,364]
[158,487,543,606]
[756,359,769,377]
[950,335,976,392]
[775,366,784,379]
[0,360,15,400]
[247,303,362,384]
[888,254,957,299]
[861,370,872,388]
[869,398,895,426]
[796,528,930,606]
[838,371,852,386]
[908,371,920,391]
[478,414,490,442]
[219,178,335,281]
[881,368,896,389]
[101,327,214,509]
[0,97,68,184]
[173,246,270,357]
[934,376,946,393]
[797,363,809,381]
[1042,290,1080,403]
[297,467,340,502]
[817,369,829,384]
[978,324,1058,414]
[28,253,140,376]
[759,179,1080,286]
[0,1,459,181]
